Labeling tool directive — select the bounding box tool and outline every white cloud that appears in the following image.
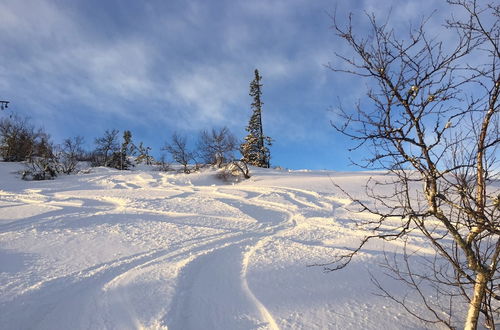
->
[168,64,248,128]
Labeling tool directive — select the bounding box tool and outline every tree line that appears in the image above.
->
[0,69,272,180]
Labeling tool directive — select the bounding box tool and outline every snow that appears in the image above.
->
[0,162,446,329]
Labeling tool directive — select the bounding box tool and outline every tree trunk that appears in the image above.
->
[464,272,488,330]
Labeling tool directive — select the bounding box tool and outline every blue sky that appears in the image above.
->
[0,0,452,170]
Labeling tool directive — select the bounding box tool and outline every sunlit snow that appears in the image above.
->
[1,163,445,329]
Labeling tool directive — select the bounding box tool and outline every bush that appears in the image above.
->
[217,160,251,183]
[22,156,58,181]
[155,155,171,172]
[54,136,85,174]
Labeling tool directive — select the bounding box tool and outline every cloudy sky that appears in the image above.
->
[1,0,453,169]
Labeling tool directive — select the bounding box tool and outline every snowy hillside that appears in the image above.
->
[1,163,446,329]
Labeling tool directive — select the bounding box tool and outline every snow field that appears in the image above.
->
[1,163,446,329]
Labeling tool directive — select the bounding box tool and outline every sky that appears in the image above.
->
[0,0,454,170]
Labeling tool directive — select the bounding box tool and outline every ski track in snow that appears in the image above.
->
[0,170,332,329]
[0,166,440,329]
[163,185,301,330]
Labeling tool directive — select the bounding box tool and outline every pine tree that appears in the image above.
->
[119,130,134,170]
[240,69,271,168]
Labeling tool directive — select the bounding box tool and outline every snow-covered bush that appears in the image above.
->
[217,160,250,182]
[22,157,58,180]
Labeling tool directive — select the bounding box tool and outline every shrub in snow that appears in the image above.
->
[155,155,172,172]
[134,142,154,165]
[54,136,85,174]
[217,160,251,182]
[22,157,58,180]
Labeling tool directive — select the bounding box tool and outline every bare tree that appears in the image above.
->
[324,1,499,329]
[198,127,238,168]
[56,136,85,174]
[0,115,37,162]
[163,132,196,174]
[93,129,119,167]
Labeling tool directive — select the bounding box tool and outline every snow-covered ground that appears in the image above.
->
[0,162,445,329]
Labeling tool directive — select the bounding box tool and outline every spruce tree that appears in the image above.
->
[240,69,271,168]
[119,130,133,170]
[108,130,133,170]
